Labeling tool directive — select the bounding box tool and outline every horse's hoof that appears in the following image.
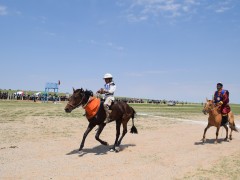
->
[102,141,109,146]
[115,146,120,152]
[214,141,218,144]
[109,148,115,152]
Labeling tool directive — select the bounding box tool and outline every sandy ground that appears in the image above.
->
[1,112,240,180]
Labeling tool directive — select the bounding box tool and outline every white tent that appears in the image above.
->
[14,91,24,95]
[34,92,41,96]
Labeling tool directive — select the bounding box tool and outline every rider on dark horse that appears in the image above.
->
[97,73,116,123]
[213,82,231,126]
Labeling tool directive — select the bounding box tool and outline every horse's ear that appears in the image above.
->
[72,87,75,92]
[206,97,208,102]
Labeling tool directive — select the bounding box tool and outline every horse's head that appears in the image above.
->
[64,88,86,113]
[202,98,215,115]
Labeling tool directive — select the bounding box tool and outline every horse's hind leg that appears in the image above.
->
[228,114,235,140]
[95,123,108,146]
[117,121,128,146]
[223,125,228,141]
[111,120,121,152]
[202,124,211,143]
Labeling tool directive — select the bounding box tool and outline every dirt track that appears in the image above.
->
[1,113,240,179]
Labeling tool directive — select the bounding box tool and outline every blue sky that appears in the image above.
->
[0,0,240,103]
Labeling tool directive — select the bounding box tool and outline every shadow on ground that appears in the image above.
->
[66,144,136,157]
[194,138,230,145]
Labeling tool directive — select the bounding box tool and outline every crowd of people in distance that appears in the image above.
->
[0,90,188,105]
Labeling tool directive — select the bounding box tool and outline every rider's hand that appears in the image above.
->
[219,101,223,105]
[97,88,104,94]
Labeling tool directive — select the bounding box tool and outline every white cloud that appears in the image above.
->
[214,1,233,13]
[123,0,199,22]
[126,13,148,22]
[121,0,235,22]
[215,6,230,13]
[205,0,234,13]
[0,5,7,16]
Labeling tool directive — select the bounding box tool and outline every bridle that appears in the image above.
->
[67,93,86,110]
[203,101,220,114]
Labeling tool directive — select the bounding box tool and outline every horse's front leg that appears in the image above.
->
[95,123,108,146]
[229,128,233,140]
[202,124,211,143]
[79,123,95,151]
[215,126,220,144]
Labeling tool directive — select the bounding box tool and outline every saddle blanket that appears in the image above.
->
[84,97,100,120]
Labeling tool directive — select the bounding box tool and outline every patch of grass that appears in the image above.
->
[130,103,240,119]
[183,151,240,180]
[1,101,239,123]
[0,100,84,122]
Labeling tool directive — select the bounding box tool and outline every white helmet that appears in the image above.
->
[103,73,113,79]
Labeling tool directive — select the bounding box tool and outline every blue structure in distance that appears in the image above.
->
[43,82,59,102]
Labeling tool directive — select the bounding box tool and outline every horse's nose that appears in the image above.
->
[64,108,70,113]
[202,110,207,115]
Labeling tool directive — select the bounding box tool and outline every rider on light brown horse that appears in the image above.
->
[213,82,230,125]
[202,82,238,144]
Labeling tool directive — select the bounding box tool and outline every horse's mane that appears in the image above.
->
[75,89,82,93]
[74,88,93,97]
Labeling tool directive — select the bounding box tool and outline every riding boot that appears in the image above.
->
[221,114,228,126]
[104,105,111,123]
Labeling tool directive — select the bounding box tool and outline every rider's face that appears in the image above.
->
[104,78,111,83]
[217,85,222,91]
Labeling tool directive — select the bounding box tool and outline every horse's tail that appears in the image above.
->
[130,107,138,134]
[230,121,239,132]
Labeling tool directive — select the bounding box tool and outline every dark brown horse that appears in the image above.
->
[64,88,138,152]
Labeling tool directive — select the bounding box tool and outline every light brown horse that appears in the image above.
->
[202,99,238,144]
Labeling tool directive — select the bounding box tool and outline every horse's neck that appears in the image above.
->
[209,107,220,117]
[84,97,90,105]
